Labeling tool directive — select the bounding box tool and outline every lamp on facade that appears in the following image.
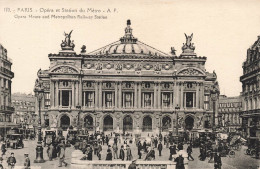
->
[175,105,180,143]
[34,86,45,163]
[76,105,81,130]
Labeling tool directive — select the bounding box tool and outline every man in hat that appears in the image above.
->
[169,143,177,160]
[128,159,137,169]
[174,154,185,169]
[119,145,125,161]
[58,144,67,167]
[137,140,142,159]
[158,141,163,156]
[187,144,194,161]
[105,148,112,161]
[1,142,6,156]
[126,145,132,161]
[47,144,54,161]
[7,152,16,169]
[24,153,30,169]
[112,142,118,159]
[97,142,102,160]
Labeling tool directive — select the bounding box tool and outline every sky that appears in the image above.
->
[0,0,260,97]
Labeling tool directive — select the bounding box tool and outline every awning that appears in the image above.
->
[0,122,20,128]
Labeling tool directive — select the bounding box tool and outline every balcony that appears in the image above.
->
[0,105,15,112]
[0,67,14,78]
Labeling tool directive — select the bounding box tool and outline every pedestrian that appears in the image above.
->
[47,144,54,161]
[126,145,133,161]
[175,154,185,169]
[214,153,222,169]
[177,143,183,150]
[145,147,155,161]
[102,135,105,145]
[154,137,158,148]
[169,143,177,160]
[112,142,118,159]
[106,149,113,160]
[23,153,30,169]
[97,143,102,160]
[58,144,67,167]
[87,145,93,161]
[114,136,118,145]
[137,140,142,159]
[105,135,109,146]
[7,152,16,169]
[1,142,6,156]
[119,145,125,161]
[158,141,163,156]
[187,144,194,161]
[0,154,3,169]
[143,140,147,153]
[128,159,137,169]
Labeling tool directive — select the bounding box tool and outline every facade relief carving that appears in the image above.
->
[178,68,203,76]
[52,66,78,74]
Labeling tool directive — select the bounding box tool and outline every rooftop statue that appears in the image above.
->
[181,33,195,54]
[61,30,75,50]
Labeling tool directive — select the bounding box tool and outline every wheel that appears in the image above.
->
[229,150,235,158]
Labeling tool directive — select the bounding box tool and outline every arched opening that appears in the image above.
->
[162,116,172,132]
[60,114,70,130]
[123,115,133,132]
[84,115,93,130]
[143,116,152,131]
[185,116,194,130]
[103,115,113,131]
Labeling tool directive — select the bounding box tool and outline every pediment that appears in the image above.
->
[177,67,205,76]
[51,66,79,74]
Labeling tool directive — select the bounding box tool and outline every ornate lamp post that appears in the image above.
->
[175,105,180,143]
[76,105,81,131]
[34,85,45,163]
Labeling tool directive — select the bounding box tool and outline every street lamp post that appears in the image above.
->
[34,90,45,163]
[175,105,180,144]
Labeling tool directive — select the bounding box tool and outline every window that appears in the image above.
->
[45,93,50,108]
[59,90,71,107]
[6,114,11,122]
[185,92,194,107]
[123,92,134,108]
[104,91,114,108]
[142,92,153,108]
[162,92,170,108]
[84,91,95,107]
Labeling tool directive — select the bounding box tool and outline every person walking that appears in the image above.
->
[158,141,163,156]
[1,142,6,156]
[214,153,222,169]
[169,144,177,160]
[47,144,54,161]
[154,137,158,148]
[137,140,142,159]
[187,144,194,161]
[175,154,185,169]
[105,135,109,146]
[119,145,125,161]
[143,140,147,153]
[112,142,118,159]
[128,159,137,169]
[97,143,102,160]
[126,145,133,161]
[23,153,30,169]
[106,149,113,161]
[7,152,16,169]
[58,144,67,167]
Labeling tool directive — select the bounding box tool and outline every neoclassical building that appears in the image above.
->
[240,35,260,139]
[35,20,219,134]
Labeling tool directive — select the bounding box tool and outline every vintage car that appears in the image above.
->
[44,130,56,147]
[66,129,78,145]
[6,134,24,149]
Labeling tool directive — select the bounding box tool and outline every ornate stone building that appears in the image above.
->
[218,95,242,132]
[240,35,260,140]
[0,44,15,137]
[35,20,219,134]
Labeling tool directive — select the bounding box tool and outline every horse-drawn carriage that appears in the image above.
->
[66,129,78,145]
[6,134,24,149]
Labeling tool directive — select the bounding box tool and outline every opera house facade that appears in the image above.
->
[34,20,219,134]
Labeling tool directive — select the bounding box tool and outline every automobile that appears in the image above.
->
[66,129,78,145]
[6,134,24,149]
[44,130,56,147]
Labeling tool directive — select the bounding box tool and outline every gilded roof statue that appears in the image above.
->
[181,33,196,55]
[61,30,75,51]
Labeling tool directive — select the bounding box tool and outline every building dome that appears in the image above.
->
[88,20,170,58]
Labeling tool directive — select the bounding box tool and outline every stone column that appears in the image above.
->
[79,78,82,107]
[72,81,75,108]
[55,81,59,107]
[134,82,138,108]
[115,82,118,108]
[154,83,157,108]
[95,81,98,109]
[200,83,204,109]
[196,83,199,108]
[158,83,161,109]
[50,80,55,108]
[99,82,102,108]
[75,81,79,106]
[180,82,184,109]
[138,82,142,108]
[118,82,122,108]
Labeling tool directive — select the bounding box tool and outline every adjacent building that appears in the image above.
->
[12,93,36,128]
[0,44,15,137]
[218,95,242,132]
[34,20,219,134]
[240,35,260,140]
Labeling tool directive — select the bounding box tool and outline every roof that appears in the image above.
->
[88,20,171,58]
[250,35,260,50]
